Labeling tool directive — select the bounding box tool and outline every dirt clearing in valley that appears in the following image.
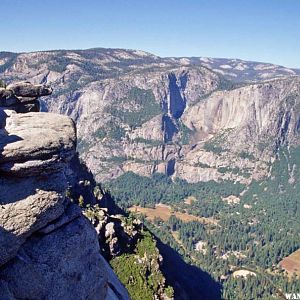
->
[279,249,300,277]
[128,203,217,225]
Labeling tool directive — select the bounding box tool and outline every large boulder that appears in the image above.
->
[6,81,52,97]
[0,82,52,113]
[0,112,76,176]
[0,172,67,266]
[0,217,108,300]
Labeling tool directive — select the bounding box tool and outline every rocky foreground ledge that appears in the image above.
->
[0,82,129,299]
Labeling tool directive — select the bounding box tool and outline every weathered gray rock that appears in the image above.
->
[0,112,76,176]
[105,222,116,238]
[0,82,52,114]
[0,171,67,266]
[0,155,65,176]
[6,81,52,97]
[0,89,18,107]
[0,216,108,300]
[84,206,140,260]
[0,102,129,299]
[38,202,81,234]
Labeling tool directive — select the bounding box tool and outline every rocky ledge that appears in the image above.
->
[0,82,129,299]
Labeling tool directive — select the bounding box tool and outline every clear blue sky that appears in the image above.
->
[1,0,300,68]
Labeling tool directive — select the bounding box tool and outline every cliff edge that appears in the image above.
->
[0,82,129,299]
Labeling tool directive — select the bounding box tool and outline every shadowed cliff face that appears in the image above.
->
[162,72,188,146]
[166,158,176,177]
[156,237,222,300]
[163,115,178,142]
[168,73,187,119]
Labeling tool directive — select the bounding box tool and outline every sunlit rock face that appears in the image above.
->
[1,49,300,185]
[0,82,129,300]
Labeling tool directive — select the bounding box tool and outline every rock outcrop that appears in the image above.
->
[84,205,141,259]
[0,81,52,113]
[0,112,76,176]
[0,82,129,299]
[82,204,174,300]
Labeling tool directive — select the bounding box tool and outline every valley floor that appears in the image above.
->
[128,203,217,225]
[280,249,300,278]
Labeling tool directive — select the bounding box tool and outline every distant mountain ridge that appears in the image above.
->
[1,48,299,82]
[0,47,299,184]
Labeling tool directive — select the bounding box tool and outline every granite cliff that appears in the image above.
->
[0,82,130,299]
[1,48,299,184]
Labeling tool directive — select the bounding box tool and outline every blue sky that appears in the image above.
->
[1,0,300,68]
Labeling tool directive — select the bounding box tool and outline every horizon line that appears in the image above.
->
[0,46,299,70]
